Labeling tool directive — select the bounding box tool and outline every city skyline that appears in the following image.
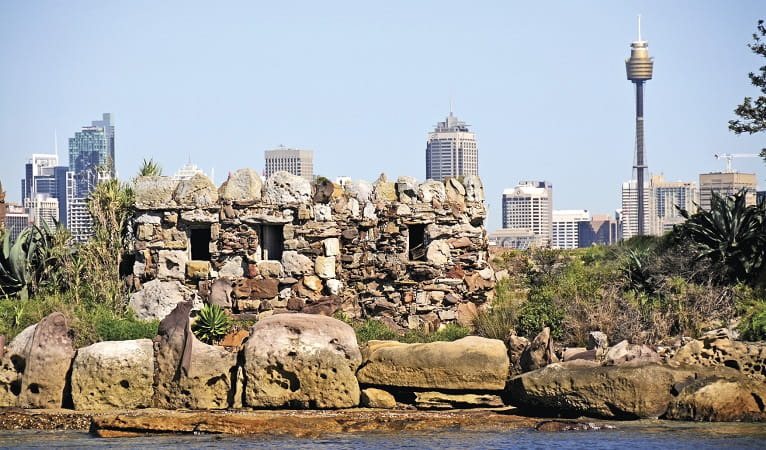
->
[0,1,764,231]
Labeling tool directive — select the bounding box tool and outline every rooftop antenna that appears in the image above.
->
[638,14,642,42]
[449,97,453,116]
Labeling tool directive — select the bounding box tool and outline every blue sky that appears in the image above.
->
[0,1,763,230]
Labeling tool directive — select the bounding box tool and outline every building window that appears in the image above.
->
[257,224,284,261]
[407,224,426,261]
[190,227,211,260]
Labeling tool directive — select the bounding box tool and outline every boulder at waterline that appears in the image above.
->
[356,336,509,391]
[0,325,37,407]
[71,339,154,411]
[665,376,766,422]
[153,301,238,409]
[360,388,397,409]
[244,313,362,408]
[414,392,504,410]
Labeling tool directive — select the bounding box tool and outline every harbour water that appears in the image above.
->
[0,421,763,449]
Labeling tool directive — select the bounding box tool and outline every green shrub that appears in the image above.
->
[735,286,766,341]
[192,304,232,344]
[94,311,159,342]
[353,319,398,343]
[516,298,565,339]
[429,323,471,342]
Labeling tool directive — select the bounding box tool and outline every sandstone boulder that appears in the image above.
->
[174,173,218,207]
[244,313,362,408]
[395,176,419,203]
[372,173,397,202]
[71,339,154,411]
[462,175,485,202]
[264,171,312,204]
[219,168,263,202]
[345,179,373,204]
[134,176,179,209]
[418,180,446,203]
[587,331,609,361]
[444,178,466,205]
[519,327,559,372]
[129,279,202,321]
[357,336,509,390]
[665,376,766,421]
[507,362,733,419]
[157,249,187,281]
[672,328,765,380]
[209,277,233,308]
[360,388,397,409]
[153,301,238,409]
[313,178,336,203]
[281,251,314,276]
[0,325,37,407]
[426,240,451,266]
[414,392,504,410]
[603,340,660,366]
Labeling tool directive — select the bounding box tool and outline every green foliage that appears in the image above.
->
[735,286,766,341]
[136,158,163,178]
[94,311,159,342]
[352,318,469,344]
[0,222,58,299]
[729,19,766,156]
[353,319,399,343]
[473,278,522,341]
[192,304,232,344]
[516,297,565,339]
[675,190,766,285]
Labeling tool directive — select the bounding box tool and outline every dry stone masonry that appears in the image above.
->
[128,170,493,328]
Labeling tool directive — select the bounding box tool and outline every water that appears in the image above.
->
[0,421,763,449]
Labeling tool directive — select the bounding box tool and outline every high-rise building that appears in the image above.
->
[21,154,68,226]
[578,214,618,247]
[620,175,697,239]
[625,17,654,236]
[67,113,114,242]
[264,147,314,181]
[425,111,478,181]
[4,204,29,242]
[25,196,59,229]
[552,210,590,249]
[501,181,553,247]
[699,172,757,210]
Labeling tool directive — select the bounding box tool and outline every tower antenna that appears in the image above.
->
[638,14,642,41]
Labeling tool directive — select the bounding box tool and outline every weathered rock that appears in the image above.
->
[326,279,342,296]
[396,176,419,203]
[300,295,342,316]
[345,179,373,204]
[462,175,485,202]
[507,333,530,375]
[153,301,238,409]
[373,174,397,202]
[414,392,504,410]
[250,278,279,299]
[302,275,323,292]
[360,388,397,409]
[315,256,336,279]
[186,260,210,279]
[507,362,736,419]
[134,176,179,209]
[603,340,659,366]
[129,279,202,321]
[281,251,314,276]
[18,313,75,408]
[219,168,263,202]
[71,339,154,411]
[323,238,340,257]
[444,178,466,205]
[313,178,336,204]
[357,336,509,390]
[426,240,451,266]
[209,278,233,308]
[665,376,766,421]
[418,180,446,203]
[157,249,187,281]
[257,261,283,278]
[587,331,609,360]
[519,327,559,372]
[0,325,37,407]
[562,347,597,362]
[219,256,245,278]
[671,329,765,380]
[174,173,218,206]
[244,313,362,408]
[264,171,312,204]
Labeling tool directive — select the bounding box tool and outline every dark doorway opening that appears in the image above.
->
[190,227,211,260]
[408,224,426,261]
[257,224,284,261]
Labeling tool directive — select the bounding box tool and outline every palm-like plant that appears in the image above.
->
[0,222,57,299]
[676,190,766,285]
[192,304,232,344]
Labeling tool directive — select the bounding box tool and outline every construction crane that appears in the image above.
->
[714,153,760,173]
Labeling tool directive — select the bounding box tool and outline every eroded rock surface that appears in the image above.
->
[129,279,202,321]
[665,376,766,421]
[244,313,362,408]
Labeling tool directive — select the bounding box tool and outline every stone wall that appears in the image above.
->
[128,169,493,328]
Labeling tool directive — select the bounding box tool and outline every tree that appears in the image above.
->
[729,20,766,158]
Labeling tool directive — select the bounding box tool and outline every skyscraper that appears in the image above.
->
[625,17,654,236]
[21,154,68,226]
[699,172,757,210]
[67,113,114,242]
[578,214,618,247]
[552,210,590,249]
[501,181,553,247]
[620,174,697,239]
[425,111,478,181]
[264,147,314,181]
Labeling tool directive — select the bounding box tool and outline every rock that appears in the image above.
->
[507,362,732,419]
[244,313,362,408]
[671,329,765,380]
[665,376,766,421]
[360,388,397,409]
[603,340,660,366]
[519,327,559,372]
[313,178,336,203]
[323,238,340,257]
[250,278,279,299]
[535,420,614,432]
[219,330,249,348]
[263,171,312,204]
[301,295,342,316]
[18,313,75,408]
[153,301,238,409]
[426,240,451,266]
[418,180,446,203]
[134,176,179,209]
[174,173,218,206]
[587,331,609,360]
[303,275,323,292]
[462,175,485,202]
[129,279,202,321]
[209,278,233,308]
[281,251,314,276]
[507,333,530,375]
[157,249,187,281]
[396,176,419,203]
[326,279,342,296]
[257,261,283,278]
[372,174,397,202]
[0,325,37,407]
[315,204,332,221]
[345,179,373,204]
[562,347,597,362]
[219,256,245,278]
[357,336,509,390]
[70,339,154,411]
[414,392,504,410]
[315,256,336,279]
[186,260,210,279]
[444,178,466,205]
[219,168,263,202]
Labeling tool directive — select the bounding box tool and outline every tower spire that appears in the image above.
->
[637,14,642,42]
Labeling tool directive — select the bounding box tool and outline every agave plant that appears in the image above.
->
[192,304,232,344]
[0,222,56,299]
[676,190,766,285]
